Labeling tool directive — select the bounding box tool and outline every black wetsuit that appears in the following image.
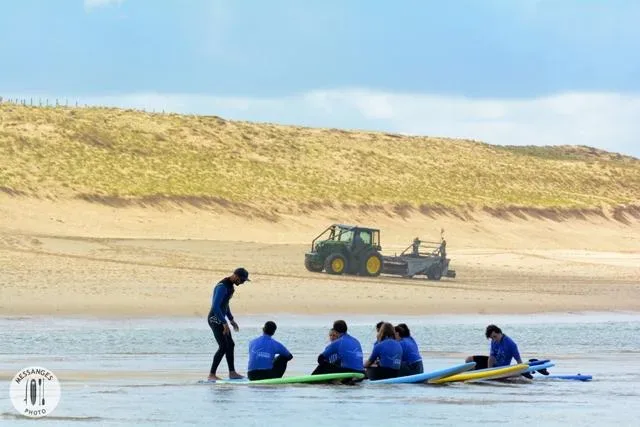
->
[207,278,236,375]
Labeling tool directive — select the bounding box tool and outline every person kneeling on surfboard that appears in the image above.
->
[247,321,294,381]
[395,323,424,376]
[311,320,365,379]
[364,322,403,380]
[465,324,524,370]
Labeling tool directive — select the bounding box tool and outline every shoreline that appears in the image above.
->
[3,310,640,322]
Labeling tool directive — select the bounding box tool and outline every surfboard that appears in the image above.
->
[523,361,555,374]
[536,374,592,381]
[447,360,550,376]
[199,372,365,385]
[367,362,476,384]
[475,362,555,383]
[428,363,529,384]
[527,359,551,366]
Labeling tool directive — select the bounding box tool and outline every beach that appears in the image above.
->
[2,193,640,427]
[3,2,640,424]
[2,195,639,317]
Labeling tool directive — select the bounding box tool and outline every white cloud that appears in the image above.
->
[84,0,125,10]
[10,89,640,157]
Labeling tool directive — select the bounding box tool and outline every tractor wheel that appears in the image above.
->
[324,253,348,275]
[360,252,383,277]
[428,263,443,281]
[305,257,324,273]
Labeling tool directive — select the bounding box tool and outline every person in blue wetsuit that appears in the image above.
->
[372,320,384,346]
[364,322,403,380]
[247,321,293,381]
[394,323,424,376]
[311,320,365,378]
[207,267,250,381]
[465,324,523,370]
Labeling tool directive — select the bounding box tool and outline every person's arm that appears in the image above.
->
[488,342,496,368]
[319,340,339,364]
[277,342,293,361]
[211,285,228,325]
[227,306,239,331]
[364,344,379,368]
[488,356,496,368]
[511,340,523,364]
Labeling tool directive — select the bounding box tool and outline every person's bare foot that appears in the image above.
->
[207,374,222,381]
[229,371,244,379]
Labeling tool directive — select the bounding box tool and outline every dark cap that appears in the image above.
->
[233,267,250,282]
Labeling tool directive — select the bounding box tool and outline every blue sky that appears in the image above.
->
[1,0,639,157]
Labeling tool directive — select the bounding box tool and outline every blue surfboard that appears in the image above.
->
[527,359,551,367]
[537,374,592,381]
[524,361,555,374]
[367,362,476,384]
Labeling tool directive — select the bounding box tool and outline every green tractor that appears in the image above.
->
[304,224,384,276]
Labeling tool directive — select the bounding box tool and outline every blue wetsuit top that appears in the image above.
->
[248,334,293,371]
[321,333,364,371]
[207,278,234,325]
[368,338,403,370]
[399,336,422,364]
[490,335,521,367]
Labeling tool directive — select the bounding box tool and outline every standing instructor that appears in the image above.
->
[207,267,250,381]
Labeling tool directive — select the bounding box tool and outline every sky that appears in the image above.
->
[1,0,639,157]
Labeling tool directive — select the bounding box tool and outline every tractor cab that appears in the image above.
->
[311,224,380,251]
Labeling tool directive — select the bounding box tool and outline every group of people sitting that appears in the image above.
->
[247,319,425,381]
[246,320,526,382]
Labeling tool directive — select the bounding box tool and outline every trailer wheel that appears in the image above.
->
[324,253,348,275]
[360,252,383,277]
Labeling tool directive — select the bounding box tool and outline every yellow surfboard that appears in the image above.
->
[428,363,529,384]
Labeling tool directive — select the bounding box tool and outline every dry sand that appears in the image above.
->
[1,195,639,317]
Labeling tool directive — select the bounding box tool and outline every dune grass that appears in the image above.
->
[1,104,639,218]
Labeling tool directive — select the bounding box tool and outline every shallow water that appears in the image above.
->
[1,312,639,426]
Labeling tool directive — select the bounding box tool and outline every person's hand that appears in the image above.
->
[223,323,230,335]
[230,320,239,332]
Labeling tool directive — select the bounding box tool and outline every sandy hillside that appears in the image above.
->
[1,104,639,317]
